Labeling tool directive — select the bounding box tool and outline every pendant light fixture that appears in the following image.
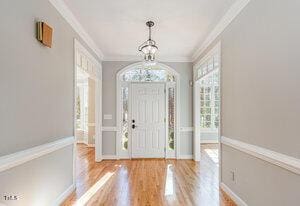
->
[138,21,158,62]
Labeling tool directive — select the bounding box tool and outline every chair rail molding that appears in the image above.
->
[0,136,74,173]
[201,140,219,144]
[101,126,118,132]
[221,136,300,175]
[180,127,194,132]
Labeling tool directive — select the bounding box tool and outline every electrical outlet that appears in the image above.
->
[230,171,235,182]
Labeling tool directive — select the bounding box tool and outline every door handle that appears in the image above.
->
[132,124,136,129]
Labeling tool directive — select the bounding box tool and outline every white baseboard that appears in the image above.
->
[178,155,193,159]
[95,157,102,162]
[76,141,94,147]
[53,183,75,206]
[201,140,218,144]
[102,155,118,160]
[220,182,247,206]
[101,126,118,132]
[103,155,186,160]
[76,140,87,144]
[118,156,130,159]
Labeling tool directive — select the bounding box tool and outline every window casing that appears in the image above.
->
[196,51,220,132]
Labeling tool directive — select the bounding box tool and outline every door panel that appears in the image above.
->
[131,83,165,158]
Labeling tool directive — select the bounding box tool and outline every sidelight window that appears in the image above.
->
[168,86,175,150]
[121,86,129,150]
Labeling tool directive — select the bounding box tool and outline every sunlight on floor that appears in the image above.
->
[75,172,114,206]
[164,164,174,196]
[204,149,219,163]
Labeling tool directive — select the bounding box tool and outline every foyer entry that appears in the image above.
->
[131,83,166,158]
[116,63,180,159]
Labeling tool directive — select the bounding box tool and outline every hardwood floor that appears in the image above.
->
[62,144,236,206]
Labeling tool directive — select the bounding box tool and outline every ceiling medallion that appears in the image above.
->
[138,21,158,64]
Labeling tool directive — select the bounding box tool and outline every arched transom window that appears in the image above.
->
[122,68,175,82]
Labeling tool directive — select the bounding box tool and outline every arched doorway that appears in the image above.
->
[116,62,180,159]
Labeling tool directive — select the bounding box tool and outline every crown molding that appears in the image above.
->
[158,56,193,63]
[48,0,104,60]
[49,0,249,63]
[103,55,142,62]
[103,55,192,63]
[192,0,251,62]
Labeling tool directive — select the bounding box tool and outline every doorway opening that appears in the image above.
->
[116,63,180,159]
[74,39,102,162]
[193,42,221,170]
[76,68,95,146]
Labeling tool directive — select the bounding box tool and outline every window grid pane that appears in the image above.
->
[123,68,174,82]
[198,57,220,129]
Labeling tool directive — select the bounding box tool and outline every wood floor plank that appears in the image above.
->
[62,144,236,206]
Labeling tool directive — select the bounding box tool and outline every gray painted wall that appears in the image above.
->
[102,61,193,156]
[0,0,99,205]
[201,132,218,142]
[0,146,73,206]
[195,0,300,205]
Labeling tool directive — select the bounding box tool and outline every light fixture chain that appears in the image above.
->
[149,24,152,40]
[138,21,158,62]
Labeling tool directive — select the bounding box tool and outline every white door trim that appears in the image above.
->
[193,42,221,185]
[193,42,221,160]
[74,39,102,163]
[116,62,180,159]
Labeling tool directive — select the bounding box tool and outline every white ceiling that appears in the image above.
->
[63,0,237,61]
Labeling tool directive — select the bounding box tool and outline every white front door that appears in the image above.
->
[131,83,166,158]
